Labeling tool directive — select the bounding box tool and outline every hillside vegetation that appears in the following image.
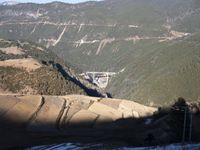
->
[0,39,104,96]
[0,66,84,95]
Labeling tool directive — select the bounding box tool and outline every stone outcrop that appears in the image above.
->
[0,95,157,129]
[4,95,200,149]
[0,94,158,149]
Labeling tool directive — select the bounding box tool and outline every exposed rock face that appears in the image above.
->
[0,94,157,149]
[0,95,157,129]
[2,95,200,149]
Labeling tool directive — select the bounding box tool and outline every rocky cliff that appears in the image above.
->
[0,94,158,149]
[1,95,200,149]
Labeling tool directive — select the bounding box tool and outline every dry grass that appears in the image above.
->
[0,58,42,71]
[0,46,25,55]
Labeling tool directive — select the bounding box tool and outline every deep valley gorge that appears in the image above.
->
[1,0,200,105]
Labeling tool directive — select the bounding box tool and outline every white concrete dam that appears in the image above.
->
[80,72,116,88]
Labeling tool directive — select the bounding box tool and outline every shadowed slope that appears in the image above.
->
[1,95,200,149]
[0,94,158,149]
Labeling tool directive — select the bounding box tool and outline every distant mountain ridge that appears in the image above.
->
[0,1,19,6]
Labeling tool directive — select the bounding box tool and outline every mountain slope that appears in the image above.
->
[0,0,200,105]
[109,32,200,105]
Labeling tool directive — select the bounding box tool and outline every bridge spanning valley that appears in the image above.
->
[80,72,116,88]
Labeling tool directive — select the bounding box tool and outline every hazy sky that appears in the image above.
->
[0,0,102,4]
